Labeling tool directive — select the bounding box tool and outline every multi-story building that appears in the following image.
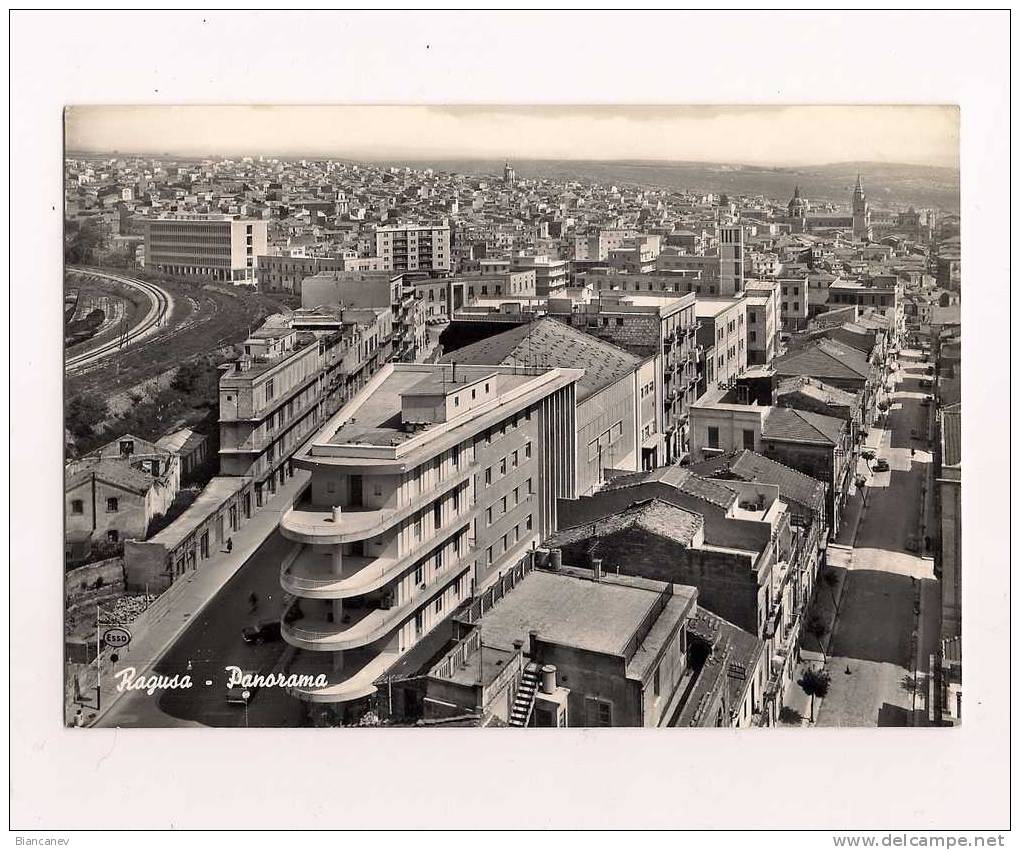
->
[276,362,581,721]
[145,214,267,284]
[718,225,745,296]
[375,222,452,273]
[550,292,698,462]
[776,275,810,331]
[695,297,748,395]
[218,310,391,507]
[688,385,854,535]
[743,294,775,367]
[511,254,569,295]
[301,270,423,362]
[443,316,661,489]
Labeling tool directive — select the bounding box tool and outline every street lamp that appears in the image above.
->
[241,690,251,728]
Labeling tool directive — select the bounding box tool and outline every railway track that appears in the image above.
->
[65,268,174,374]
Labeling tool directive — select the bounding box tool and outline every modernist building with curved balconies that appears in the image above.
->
[277,360,581,719]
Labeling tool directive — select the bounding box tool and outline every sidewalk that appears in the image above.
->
[86,470,309,726]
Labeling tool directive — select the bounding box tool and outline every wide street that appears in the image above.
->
[100,530,307,728]
[815,348,941,727]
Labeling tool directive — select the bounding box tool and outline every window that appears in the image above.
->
[499,458,507,476]
[453,488,460,512]
[265,378,275,402]
[485,467,492,486]
[743,429,755,450]
[707,426,720,448]
[436,549,444,570]
[526,514,533,531]
[414,564,424,585]
[511,450,519,468]
[106,497,119,513]
[107,530,119,543]
[501,495,508,514]
[433,502,442,530]
[524,441,532,459]
[615,317,624,326]
[487,546,493,566]
[750,312,757,324]
[70,499,84,514]
[486,506,494,526]
[434,596,444,614]
[749,330,757,343]
[414,516,422,540]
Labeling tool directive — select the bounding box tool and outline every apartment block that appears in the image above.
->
[276,362,580,720]
[695,298,748,395]
[218,310,391,507]
[549,292,698,462]
[375,223,452,273]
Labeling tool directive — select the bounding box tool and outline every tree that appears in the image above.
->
[804,613,829,663]
[64,218,109,265]
[65,395,109,440]
[798,667,831,723]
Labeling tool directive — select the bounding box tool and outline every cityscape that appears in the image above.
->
[62,106,962,730]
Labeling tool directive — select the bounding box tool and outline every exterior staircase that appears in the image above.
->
[508,662,541,727]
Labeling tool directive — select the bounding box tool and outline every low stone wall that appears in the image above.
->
[65,557,125,634]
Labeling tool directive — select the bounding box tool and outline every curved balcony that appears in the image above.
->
[282,602,388,652]
[282,554,472,652]
[281,470,473,545]
[285,647,398,704]
[281,546,399,600]
[280,504,396,545]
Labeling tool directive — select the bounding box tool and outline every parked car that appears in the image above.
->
[872,458,890,472]
[226,671,258,704]
[242,619,281,645]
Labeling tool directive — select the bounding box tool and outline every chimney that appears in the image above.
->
[332,505,342,524]
[549,548,563,571]
[592,557,603,583]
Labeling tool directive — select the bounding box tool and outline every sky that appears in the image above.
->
[65,105,959,169]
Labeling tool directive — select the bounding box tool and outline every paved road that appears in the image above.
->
[101,531,307,728]
[816,350,941,727]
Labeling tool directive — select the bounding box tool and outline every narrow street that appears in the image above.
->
[814,349,941,727]
[99,530,307,728]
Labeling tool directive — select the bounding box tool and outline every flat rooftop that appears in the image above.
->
[475,568,684,658]
[326,365,538,447]
[695,298,741,318]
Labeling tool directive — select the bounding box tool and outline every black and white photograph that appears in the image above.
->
[9,9,1010,837]
[60,104,962,732]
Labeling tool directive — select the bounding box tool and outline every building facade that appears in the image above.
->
[375,223,452,273]
[145,214,268,283]
[276,362,580,720]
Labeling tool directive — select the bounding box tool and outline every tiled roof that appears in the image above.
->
[775,376,857,409]
[603,466,738,511]
[763,406,844,445]
[942,403,961,467]
[441,317,642,402]
[546,498,704,549]
[773,338,869,382]
[65,459,154,495]
[687,450,826,515]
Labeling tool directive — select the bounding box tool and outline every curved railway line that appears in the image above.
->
[65,268,174,374]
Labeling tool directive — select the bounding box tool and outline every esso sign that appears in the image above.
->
[103,626,131,649]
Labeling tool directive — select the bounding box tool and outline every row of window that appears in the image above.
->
[484,514,534,566]
[482,410,530,447]
[483,442,532,486]
[484,479,534,526]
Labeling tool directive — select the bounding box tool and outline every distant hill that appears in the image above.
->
[373,158,961,212]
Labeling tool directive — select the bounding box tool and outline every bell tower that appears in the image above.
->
[852,173,872,241]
